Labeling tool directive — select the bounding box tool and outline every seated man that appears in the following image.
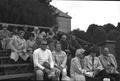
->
[99,47,120,81]
[84,46,104,81]
[33,40,60,80]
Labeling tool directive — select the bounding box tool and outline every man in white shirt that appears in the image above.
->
[33,40,59,80]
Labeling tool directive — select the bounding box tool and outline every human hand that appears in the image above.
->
[94,69,100,76]
[43,68,50,73]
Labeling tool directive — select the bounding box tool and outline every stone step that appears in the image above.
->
[0,56,11,64]
[0,73,35,80]
[0,63,31,68]
[0,56,32,64]
[0,50,11,56]
[0,63,34,75]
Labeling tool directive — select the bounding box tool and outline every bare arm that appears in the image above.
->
[48,50,54,69]
[61,52,67,68]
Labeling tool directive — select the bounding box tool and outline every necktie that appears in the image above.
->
[92,57,94,71]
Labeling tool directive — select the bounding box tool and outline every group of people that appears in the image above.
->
[0,24,120,81]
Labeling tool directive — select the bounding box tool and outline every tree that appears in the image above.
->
[0,0,57,27]
[70,28,87,41]
[86,24,106,45]
[103,23,116,33]
[116,22,120,32]
[107,29,120,41]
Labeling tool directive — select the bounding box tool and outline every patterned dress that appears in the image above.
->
[52,51,70,80]
[70,57,86,81]
[10,35,28,62]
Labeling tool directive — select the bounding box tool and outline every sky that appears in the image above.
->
[50,1,120,31]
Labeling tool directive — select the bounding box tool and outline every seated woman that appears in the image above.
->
[2,32,12,50]
[52,43,71,81]
[9,30,28,62]
[99,47,120,81]
[26,33,35,62]
[70,48,86,81]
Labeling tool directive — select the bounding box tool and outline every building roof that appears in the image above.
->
[51,5,72,19]
[55,8,72,18]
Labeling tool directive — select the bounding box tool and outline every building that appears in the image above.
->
[54,7,72,33]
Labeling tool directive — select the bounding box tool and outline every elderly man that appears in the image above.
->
[99,47,120,81]
[70,48,86,81]
[60,34,69,53]
[84,46,104,81]
[33,40,60,80]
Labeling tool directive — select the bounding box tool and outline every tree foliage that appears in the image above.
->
[103,23,116,33]
[0,0,57,27]
[86,24,106,45]
[107,29,120,41]
[71,28,87,41]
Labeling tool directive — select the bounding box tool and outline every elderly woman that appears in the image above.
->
[70,48,86,81]
[10,30,28,62]
[52,43,71,81]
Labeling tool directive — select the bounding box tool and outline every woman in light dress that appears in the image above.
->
[70,48,86,81]
[10,30,28,62]
[52,42,71,81]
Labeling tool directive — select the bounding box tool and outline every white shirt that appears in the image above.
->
[33,48,54,70]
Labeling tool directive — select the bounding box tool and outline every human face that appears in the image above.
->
[56,44,61,51]
[29,36,34,40]
[76,49,85,59]
[103,48,109,56]
[78,53,84,59]
[23,27,28,31]
[72,35,76,40]
[41,43,47,50]
[19,32,24,38]
[90,52,96,57]
[62,35,67,40]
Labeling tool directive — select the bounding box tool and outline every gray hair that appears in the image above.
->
[75,48,85,56]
